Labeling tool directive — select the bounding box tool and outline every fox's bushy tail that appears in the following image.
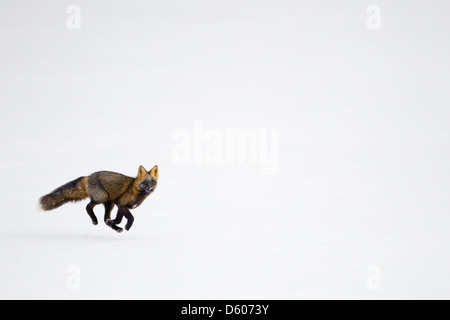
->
[40,176,88,211]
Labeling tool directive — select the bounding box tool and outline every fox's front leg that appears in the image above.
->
[112,209,124,225]
[119,207,134,231]
[106,218,123,233]
[105,207,134,232]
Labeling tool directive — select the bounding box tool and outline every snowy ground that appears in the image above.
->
[1,1,450,299]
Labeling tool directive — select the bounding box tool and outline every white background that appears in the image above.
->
[0,0,449,299]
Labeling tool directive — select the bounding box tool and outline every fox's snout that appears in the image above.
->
[143,179,157,195]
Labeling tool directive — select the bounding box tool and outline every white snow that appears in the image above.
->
[1,1,450,299]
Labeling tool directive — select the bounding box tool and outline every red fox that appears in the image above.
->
[40,165,158,233]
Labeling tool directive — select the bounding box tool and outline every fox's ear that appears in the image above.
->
[149,165,159,180]
[138,165,147,178]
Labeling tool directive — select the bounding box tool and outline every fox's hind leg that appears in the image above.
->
[86,200,99,225]
[104,205,123,233]
[104,202,123,232]
[103,201,114,223]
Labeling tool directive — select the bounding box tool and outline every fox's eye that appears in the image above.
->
[143,180,148,186]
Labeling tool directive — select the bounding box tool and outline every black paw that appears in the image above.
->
[106,219,123,233]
